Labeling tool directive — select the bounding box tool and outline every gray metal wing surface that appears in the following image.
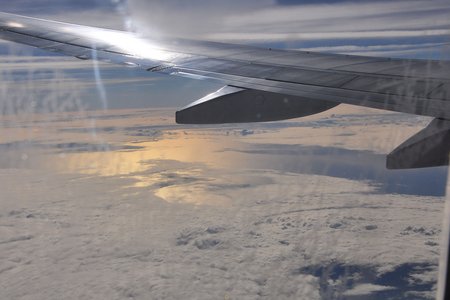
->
[0,12,449,168]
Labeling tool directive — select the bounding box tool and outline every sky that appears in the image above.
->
[0,0,449,111]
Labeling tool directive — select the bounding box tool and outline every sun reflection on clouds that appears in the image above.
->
[52,134,242,206]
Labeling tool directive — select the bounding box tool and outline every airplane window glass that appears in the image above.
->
[0,1,449,299]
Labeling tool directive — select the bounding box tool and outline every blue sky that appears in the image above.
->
[0,0,449,111]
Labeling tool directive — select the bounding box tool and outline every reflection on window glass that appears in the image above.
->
[0,1,449,299]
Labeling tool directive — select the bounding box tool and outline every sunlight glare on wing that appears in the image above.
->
[6,21,24,28]
[62,26,180,62]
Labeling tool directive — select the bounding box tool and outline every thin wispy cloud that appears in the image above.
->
[225,0,450,29]
[123,0,450,60]
[263,3,448,42]
[207,30,450,42]
[0,0,126,29]
[298,42,450,58]
[126,0,450,42]
[299,43,450,53]
[0,57,120,71]
[38,9,126,30]
[126,0,273,38]
[0,76,161,91]
[0,0,117,14]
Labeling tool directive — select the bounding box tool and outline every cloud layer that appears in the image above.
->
[0,106,445,299]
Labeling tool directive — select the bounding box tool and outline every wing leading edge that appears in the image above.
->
[0,12,449,169]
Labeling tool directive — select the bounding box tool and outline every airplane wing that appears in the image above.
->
[0,12,449,169]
